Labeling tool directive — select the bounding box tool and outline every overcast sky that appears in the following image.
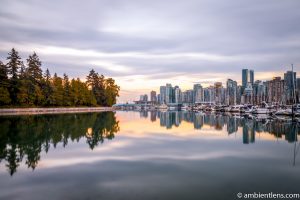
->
[0,0,299,102]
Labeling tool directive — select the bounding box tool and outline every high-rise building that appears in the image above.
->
[242,83,253,104]
[250,70,254,85]
[284,71,297,105]
[253,80,267,105]
[160,86,166,104]
[181,90,194,104]
[166,83,174,104]
[186,90,194,103]
[265,77,285,104]
[214,82,223,105]
[150,91,157,102]
[174,86,181,103]
[242,69,249,88]
[181,91,187,103]
[236,85,242,105]
[203,86,215,103]
[157,94,161,104]
[139,94,148,102]
[297,78,300,103]
[242,69,254,89]
[226,79,237,105]
[193,84,203,103]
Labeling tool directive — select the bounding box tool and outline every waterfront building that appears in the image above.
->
[253,80,267,105]
[241,83,253,104]
[221,87,226,105]
[193,84,203,103]
[181,90,194,104]
[186,90,194,103]
[284,71,297,105]
[181,91,187,103]
[297,78,300,103]
[250,70,254,85]
[140,94,148,102]
[242,69,248,88]
[157,94,161,104]
[242,69,254,91]
[226,79,237,105]
[166,84,174,104]
[174,86,182,103]
[160,86,166,104]
[203,86,215,103]
[236,85,242,105]
[214,82,223,105]
[150,91,157,102]
[265,77,285,104]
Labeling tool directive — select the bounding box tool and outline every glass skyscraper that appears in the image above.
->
[242,69,254,88]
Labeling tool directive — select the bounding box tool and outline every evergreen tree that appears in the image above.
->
[0,61,11,105]
[41,69,53,106]
[0,61,9,86]
[16,53,45,106]
[52,73,64,106]
[27,52,42,84]
[19,63,27,80]
[0,87,11,105]
[6,48,22,104]
[86,69,105,105]
[17,78,35,105]
[63,73,71,106]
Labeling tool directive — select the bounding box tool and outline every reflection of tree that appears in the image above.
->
[87,112,120,149]
[0,112,119,176]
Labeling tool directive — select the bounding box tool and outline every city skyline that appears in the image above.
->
[135,68,299,105]
[0,0,300,103]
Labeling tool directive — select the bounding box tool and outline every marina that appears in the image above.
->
[113,102,300,117]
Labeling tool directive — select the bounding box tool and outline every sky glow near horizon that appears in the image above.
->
[0,0,300,102]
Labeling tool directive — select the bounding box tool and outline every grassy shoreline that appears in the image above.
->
[0,107,115,116]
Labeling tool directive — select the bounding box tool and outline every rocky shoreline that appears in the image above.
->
[0,107,115,116]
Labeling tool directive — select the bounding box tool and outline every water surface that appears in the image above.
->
[0,111,299,200]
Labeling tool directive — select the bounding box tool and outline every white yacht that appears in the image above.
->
[274,108,293,116]
[158,104,168,110]
[230,105,245,113]
[252,102,275,114]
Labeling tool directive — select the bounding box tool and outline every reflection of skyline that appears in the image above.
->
[147,111,300,144]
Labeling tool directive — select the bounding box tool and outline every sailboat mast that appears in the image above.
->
[292,64,295,118]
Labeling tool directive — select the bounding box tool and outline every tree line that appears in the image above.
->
[0,48,120,107]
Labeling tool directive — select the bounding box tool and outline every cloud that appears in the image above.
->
[0,0,300,102]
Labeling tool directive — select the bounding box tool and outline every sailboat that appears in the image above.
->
[252,102,275,114]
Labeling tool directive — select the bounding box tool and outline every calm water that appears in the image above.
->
[0,111,299,200]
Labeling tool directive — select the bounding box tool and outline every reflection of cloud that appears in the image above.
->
[38,150,244,169]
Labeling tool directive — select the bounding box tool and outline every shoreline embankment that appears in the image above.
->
[0,107,115,116]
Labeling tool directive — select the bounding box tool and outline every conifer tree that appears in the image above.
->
[63,73,71,106]
[52,73,64,106]
[0,61,11,105]
[27,52,42,84]
[86,69,106,105]
[42,69,53,106]
[6,48,22,104]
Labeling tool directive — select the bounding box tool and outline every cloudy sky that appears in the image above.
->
[0,0,300,102]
